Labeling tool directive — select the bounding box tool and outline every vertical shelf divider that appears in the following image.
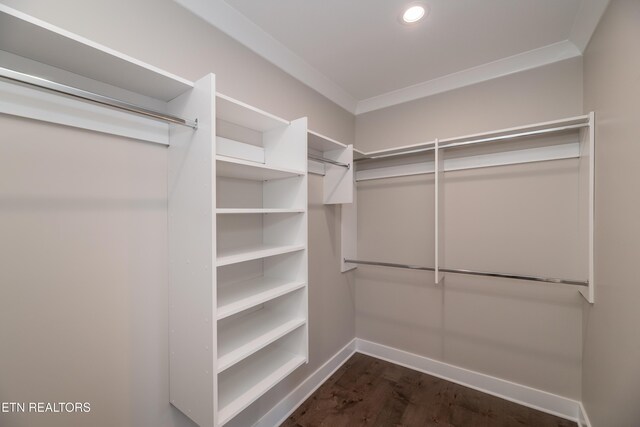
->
[579,112,596,303]
[168,74,217,427]
[341,170,358,273]
[435,138,445,285]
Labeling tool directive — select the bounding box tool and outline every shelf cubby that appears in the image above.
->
[217,289,306,372]
[216,155,304,181]
[217,331,306,426]
[217,251,306,319]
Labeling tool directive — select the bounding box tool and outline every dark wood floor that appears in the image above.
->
[281,353,576,427]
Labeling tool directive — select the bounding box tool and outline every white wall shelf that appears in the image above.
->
[216,208,305,214]
[218,347,306,426]
[217,244,306,267]
[218,305,306,372]
[216,93,289,132]
[0,4,193,102]
[216,156,304,181]
[217,277,306,320]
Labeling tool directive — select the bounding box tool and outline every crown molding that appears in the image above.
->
[568,0,611,52]
[355,41,582,115]
[174,0,359,113]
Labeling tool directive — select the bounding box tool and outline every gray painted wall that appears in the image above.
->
[354,58,586,399]
[0,0,356,426]
[582,0,640,425]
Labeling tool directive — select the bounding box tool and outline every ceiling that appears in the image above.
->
[175,0,609,114]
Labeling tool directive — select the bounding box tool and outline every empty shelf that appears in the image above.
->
[218,310,305,372]
[218,348,306,426]
[308,130,348,152]
[217,244,305,267]
[216,93,289,133]
[216,156,304,181]
[0,5,193,102]
[218,277,306,320]
[216,208,305,214]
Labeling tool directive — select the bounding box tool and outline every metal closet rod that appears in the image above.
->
[0,67,198,129]
[343,259,588,287]
[308,153,350,169]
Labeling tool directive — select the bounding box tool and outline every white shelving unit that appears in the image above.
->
[213,94,309,426]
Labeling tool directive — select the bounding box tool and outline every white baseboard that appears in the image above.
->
[578,402,592,427]
[254,337,584,427]
[355,338,581,423]
[253,338,356,427]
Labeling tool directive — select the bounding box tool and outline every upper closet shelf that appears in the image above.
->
[438,114,590,149]
[0,4,193,101]
[308,130,348,152]
[216,156,304,181]
[216,93,289,132]
[356,114,590,160]
[306,130,354,204]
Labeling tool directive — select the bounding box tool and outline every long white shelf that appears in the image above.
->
[308,129,348,152]
[218,310,305,372]
[217,93,289,132]
[216,208,304,215]
[217,277,306,320]
[216,155,304,181]
[0,5,193,102]
[218,348,306,426]
[217,244,306,267]
[356,114,590,160]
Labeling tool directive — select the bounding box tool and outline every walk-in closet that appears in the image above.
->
[1,1,638,427]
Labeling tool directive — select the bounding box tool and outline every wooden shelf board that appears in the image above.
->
[216,208,304,215]
[218,312,305,372]
[0,5,193,101]
[218,348,306,426]
[217,93,289,132]
[217,278,306,320]
[216,155,304,181]
[308,130,348,152]
[216,244,305,267]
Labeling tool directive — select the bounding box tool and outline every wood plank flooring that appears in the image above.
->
[281,353,576,427]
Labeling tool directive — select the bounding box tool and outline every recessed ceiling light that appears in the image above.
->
[402,4,426,23]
